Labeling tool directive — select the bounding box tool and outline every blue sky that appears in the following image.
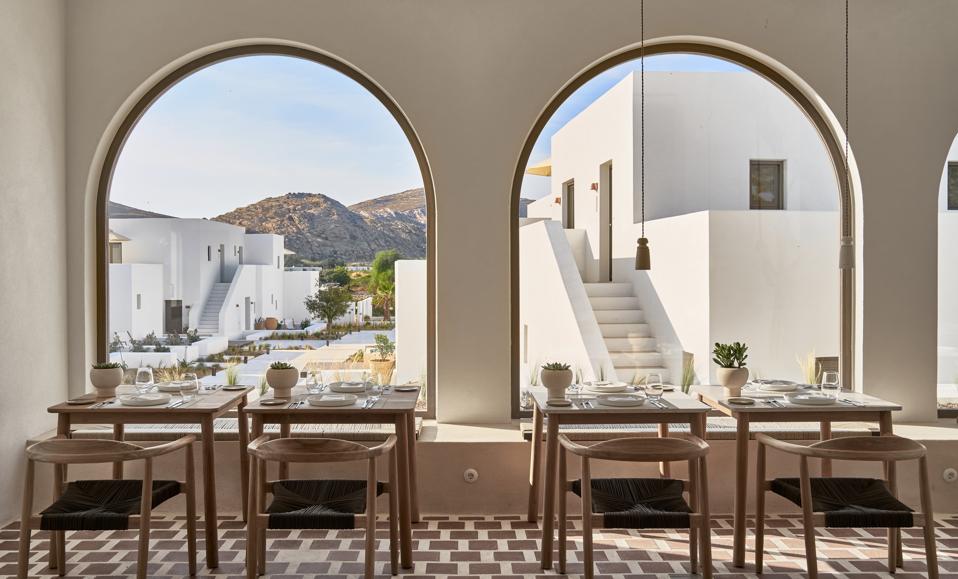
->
[111,54,741,216]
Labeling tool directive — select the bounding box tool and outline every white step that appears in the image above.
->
[609,351,664,367]
[594,309,644,324]
[599,323,652,338]
[589,296,640,310]
[604,337,658,351]
[615,367,671,384]
[583,282,633,297]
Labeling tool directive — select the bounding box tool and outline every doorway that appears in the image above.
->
[562,180,575,229]
[164,300,184,334]
[218,243,226,282]
[599,161,613,282]
[244,297,252,331]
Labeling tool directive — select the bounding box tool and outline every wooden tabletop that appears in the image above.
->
[48,386,253,415]
[245,385,420,414]
[531,388,711,415]
[693,385,902,415]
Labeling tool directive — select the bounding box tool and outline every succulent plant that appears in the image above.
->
[712,342,748,369]
[269,361,296,370]
[91,362,123,370]
[542,362,571,372]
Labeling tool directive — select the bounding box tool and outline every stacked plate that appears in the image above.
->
[786,393,836,406]
[583,381,630,393]
[308,394,358,407]
[329,381,368,393]
[119,393,171,407]
[596,393,647,407]
[753,379,799,393]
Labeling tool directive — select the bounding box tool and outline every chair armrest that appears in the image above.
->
[135,435,197,459]
[367,434,398,458]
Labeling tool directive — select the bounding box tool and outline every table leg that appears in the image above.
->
[879,412,903,568]
[278,420,291,480]
[51,415,70,571]
[395,416,413,569]
[732,414,750,568]
[819,421,832,477]
[405,412,420,523]
[658,422,671,477]
[527,403,543,522]
[237,395,250,523]
[200,416,219,568]
[112,424,125,479]
[540,417,560,570]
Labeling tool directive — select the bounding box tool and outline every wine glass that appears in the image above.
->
[134,367,154,395]
[645,373,664,401]
[820,371,841,398]
[180,373,199,402]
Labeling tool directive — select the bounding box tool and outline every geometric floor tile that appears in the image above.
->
[2,514,956,578]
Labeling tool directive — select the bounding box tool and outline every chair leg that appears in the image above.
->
[17,461,34,579]
[919,457,939,579]
[137,459,153,579]
[388,449,400,576]
[55,531,65,577]
[558,447,567,574]
[581,456,593,579]
[257,460,266,576]
[699,455,713,579]
[185,444,197,577]
[246,457,257,579]
[365,458,377,579]
[688,458,698,575]
[755,443,767,574]
[799,457,817,579]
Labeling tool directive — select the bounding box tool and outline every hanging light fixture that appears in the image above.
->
[838,0,855,271]
[635,0,651,270]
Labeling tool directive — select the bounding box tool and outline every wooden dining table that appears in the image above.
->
[692,385,903,568]
[47,385,253,568]
[526,387,712,570]
[244,385,420,570]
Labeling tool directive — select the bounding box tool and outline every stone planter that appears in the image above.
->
[540,368,573,401]
[717,367,749,397]
[369,359,395,385]
[266,367,299,398]
[90,367,124,399]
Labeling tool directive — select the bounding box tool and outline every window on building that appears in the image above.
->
[207,246,212,261]
[949,162,958,210]
[750,160,785,210]
[136,293,142,310]
[276,256,281,269]
[108,242,123,264]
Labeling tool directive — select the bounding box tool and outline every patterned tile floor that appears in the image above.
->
[2,514,957,578]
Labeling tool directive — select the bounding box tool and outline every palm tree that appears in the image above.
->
[374,279,395,322]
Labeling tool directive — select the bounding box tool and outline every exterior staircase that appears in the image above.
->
[196,282,230,336]
[584,282,670,384]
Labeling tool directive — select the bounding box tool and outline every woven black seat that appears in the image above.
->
[39,479,181,531]
[770,477,913,528]
[266,479,386,530]
[571,477,692,528]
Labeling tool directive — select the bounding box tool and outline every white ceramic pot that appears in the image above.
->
[266,367,300,398]
[90,367,124,398]
[540,368,573,400]
[717,367,749,397]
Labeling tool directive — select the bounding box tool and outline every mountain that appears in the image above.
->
[108,201,173,219]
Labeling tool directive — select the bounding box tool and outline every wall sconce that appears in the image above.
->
[554,196,561,204]
[590,182,599,191]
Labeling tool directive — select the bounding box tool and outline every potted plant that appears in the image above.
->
[90,362,124,398]
[368,334,395,385]
[266,361,299,398]
[713,341,749,396]
[540,362,573,401]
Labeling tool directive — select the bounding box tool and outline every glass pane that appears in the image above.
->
[751,162,782,210]
[949,164,958,210]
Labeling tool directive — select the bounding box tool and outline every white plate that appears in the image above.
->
[596,394,648,407]
[584,381,630,393]
[329,381,368,393]
[788,394,836,406]
[119,393,172,407]
[260,398,289,406]
[223,385,247,391]
[759,382,798,392]
[308,393,358,407]
[393,385,419,392]
[156,382,181,392]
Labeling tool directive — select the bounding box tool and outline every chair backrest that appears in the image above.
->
[756,434,926,462]
[247,434,397,464]
[25,436,196,464]
[559,434,709,463]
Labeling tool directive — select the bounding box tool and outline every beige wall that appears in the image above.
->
[0,0,67,523]
[52,0,958,424]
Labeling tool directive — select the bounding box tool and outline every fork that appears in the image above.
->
[364,397,381,409]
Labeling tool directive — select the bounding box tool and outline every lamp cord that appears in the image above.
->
[640,0,646,238]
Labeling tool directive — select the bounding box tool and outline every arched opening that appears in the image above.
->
[938,133,958,413]
[95,45,435,415]
[511,41,856,416]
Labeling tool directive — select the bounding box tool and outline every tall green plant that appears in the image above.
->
[305,283,352,345]
[712,342,748,368]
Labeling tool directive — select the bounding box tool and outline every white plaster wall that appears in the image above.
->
[219,264,284,337]
[283,269,320,324]
[108,263,164,339]
[0,0,66,523]
[395,260,427,385]
[939,137,958,390]
[244,233,284,267]
[58,0,958,422]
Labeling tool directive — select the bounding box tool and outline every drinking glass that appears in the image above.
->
[306,371,323,395]
[180,374,199,402]
[820,370,841,398]
[645,373,664,401]
[134,367,154,395]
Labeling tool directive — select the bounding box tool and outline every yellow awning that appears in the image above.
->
[525,158,552,176]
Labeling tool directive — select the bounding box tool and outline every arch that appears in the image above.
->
[93,43,436,415]
[510,38,858,416]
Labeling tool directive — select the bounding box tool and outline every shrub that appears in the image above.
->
[371,334,395,360]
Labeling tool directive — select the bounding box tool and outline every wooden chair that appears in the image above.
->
[755,434,938,578]
[246,434,399,579]
[18,436,197,579]
[557,434,712,579]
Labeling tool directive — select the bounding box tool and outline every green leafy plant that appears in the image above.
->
[712,342,748,368]
[542,362,571,371]
[371,334,395,360]
[269,361,295,370]
[127,331,145,352]
[109,332,125,353]
[153,344,170,353]
[299,319,311,329]
[91,361,122,370]
[259,374,269,396]
[185,328,201,344]
[304,284,352,345]
[141,331,161,346]
[225,364,240,386]
[166,332,183,346]
[681,353,696,394]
